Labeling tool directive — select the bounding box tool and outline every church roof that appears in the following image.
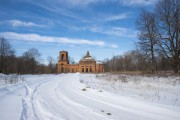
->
[80,51,95,62]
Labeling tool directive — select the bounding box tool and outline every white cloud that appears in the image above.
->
[26,0,116,7]
[71,25,137,38]
[104,13,129,21]
[52,0,157,6]
[122,0,158,6]
[87,26,137,38]
[8,20,44,27]
[61,0,98,5]
[111,44,119,48]
[0,32,105,47]
[27,0,89,23]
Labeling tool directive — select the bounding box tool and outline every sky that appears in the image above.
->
[0,0,158,64]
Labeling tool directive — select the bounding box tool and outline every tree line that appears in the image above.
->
[103,0,180,73]
[103,49,173,73]
[0,37,56,74]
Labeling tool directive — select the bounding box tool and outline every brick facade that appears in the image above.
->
[57,51,104,73]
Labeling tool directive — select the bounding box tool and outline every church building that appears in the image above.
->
[57,51,104,73]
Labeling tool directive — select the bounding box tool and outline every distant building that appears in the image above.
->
[57,51,104,73]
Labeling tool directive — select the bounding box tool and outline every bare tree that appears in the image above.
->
[23,48,41,62]
[0,37,14,73]
[156,0,180,73]
[22,48,41,74]
[68,56,75,64]
[47,56,56,73]
[136,10,158,73]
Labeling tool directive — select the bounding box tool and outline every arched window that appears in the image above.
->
[90,66,92,72]
[62,54,64,60]
[90,68,92,72]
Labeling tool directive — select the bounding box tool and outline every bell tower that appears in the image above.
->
[59,51,69,64]
[57,51,69,73]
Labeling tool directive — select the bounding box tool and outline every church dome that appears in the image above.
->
[80,51,95,62]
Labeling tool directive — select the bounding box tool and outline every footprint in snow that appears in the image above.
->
[81,88,86,91]
[100,110,104,112]
[107,113,111,115]
[100,110,111,116]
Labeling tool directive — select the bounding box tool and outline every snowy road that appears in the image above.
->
[0,73,180,120]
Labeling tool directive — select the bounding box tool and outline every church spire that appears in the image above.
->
[86,51,90,57]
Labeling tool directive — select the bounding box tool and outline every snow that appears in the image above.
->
[80,57,95,61]
[96,61,103,64]
[84,57,93,60]
[80,74,180,106]
[0,73,180,120]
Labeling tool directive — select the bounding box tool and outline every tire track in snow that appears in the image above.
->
[53,88,109,120]
[26,75,108,120]
[50,74,112,120]
[21,80,49,120]
[54,74,180,120]
[18,74,180,120]
[33,76,67,120]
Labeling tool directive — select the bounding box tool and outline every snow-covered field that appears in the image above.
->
[0,73,180,120]
[80,73,180,106]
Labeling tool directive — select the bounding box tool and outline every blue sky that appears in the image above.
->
[0,0,158,64]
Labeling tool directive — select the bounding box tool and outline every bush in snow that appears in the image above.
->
[0,74,25,86]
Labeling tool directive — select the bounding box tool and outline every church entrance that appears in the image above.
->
[86,68,88,72]
[61,67,64,73]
